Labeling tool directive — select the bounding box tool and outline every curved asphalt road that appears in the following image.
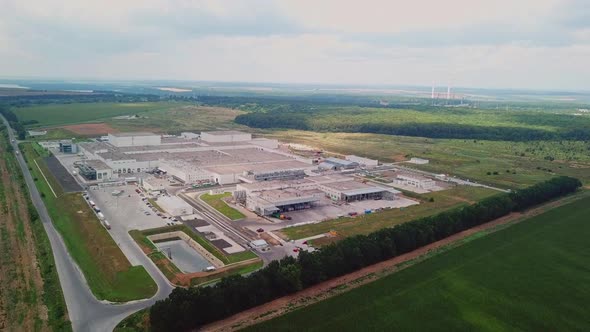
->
[1,116,173,332]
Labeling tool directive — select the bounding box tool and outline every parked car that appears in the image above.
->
[256,228,264,233]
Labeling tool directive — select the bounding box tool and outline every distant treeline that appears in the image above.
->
[235,111,590,141]
[0,92,160,107]
[149,176,582,331]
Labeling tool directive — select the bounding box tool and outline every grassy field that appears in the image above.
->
[20,143,157,302]
[251,194,590,332]
[200,192,246,220]
[265,130,590,188]
[0,128,71,331]
[13,102,185,127]
[280,186,498,242]
[107,105,247,133]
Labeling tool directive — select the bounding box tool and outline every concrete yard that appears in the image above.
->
[90,184,172,230]
[268,196,419,225]
[193,222,245,254]
[154,239,212,273]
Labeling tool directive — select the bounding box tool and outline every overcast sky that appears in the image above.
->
[1,0,589,90]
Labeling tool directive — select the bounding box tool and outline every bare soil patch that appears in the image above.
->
[61,122,118,135]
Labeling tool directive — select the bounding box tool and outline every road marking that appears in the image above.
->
[34,159,57,198]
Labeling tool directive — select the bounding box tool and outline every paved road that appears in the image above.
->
[1,116,173,332]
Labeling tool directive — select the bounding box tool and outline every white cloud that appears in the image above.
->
[0,0,588,89]
[279,0,560,33]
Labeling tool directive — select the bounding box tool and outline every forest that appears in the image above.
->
[234,107,590,141]
[149,176,581,331]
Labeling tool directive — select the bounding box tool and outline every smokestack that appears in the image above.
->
[447,84,451,100]
[431,82,435,99]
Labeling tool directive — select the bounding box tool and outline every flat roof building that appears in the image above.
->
[78,160,113,181]
[246,188,321,216]
[319,180,400,202]
[408,157,429,165]
[59,140,78,154]
[108,132,161,147]
[201,131,252,143]
[324,157,359,169]
[346,155,378,167]
[396,173,436,189]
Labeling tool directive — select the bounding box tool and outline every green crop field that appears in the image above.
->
[13,102,184,127]
[20,142,157,302]
[251,194,590,332]
[200,192,246,220]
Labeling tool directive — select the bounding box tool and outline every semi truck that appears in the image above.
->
[102,220,111,230]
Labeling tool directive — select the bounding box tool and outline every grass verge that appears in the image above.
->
[200,193,245,220]
[20,142,157,302]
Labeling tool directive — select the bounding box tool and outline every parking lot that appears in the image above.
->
[89,184,178,231]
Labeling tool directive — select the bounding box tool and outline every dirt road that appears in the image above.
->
[203,192,585,331]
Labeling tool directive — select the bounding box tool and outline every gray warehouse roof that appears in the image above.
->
[202,130,249,136]
[109,132,158,137]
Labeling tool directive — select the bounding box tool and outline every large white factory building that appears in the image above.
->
[78,130,315,185]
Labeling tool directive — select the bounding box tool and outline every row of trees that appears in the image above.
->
[150,176,582,331]
[0,106,26,139]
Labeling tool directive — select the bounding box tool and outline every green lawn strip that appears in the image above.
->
[191,260,264,287]
[129,230,157,251]
[21,143,157,302]
[251,195,590,332]
[200,193,245,220]
[147,198,165,213]
[115,308,151,332]
[282,186,498,241]
[227,250,258,263]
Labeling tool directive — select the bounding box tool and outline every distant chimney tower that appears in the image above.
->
[447,84,451,100]
[431,83,435,99]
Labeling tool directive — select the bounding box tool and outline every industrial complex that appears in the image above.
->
[47,130,448,225]
[41,129,456,286]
